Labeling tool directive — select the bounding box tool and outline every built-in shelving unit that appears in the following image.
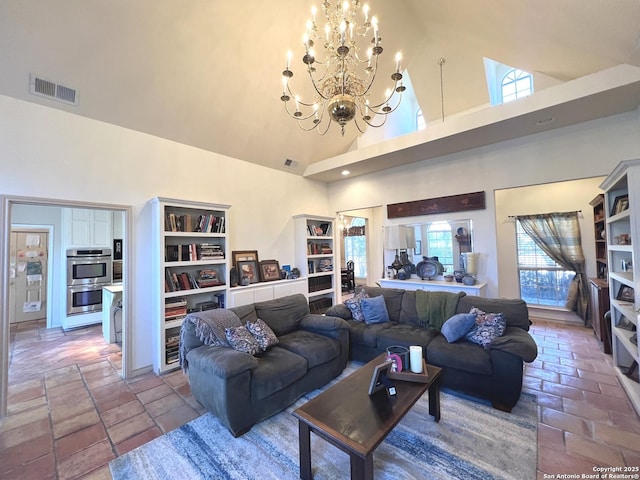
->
[601,159,640,415]
[589,194,611,353]
[293,214,337,314]
[151,197,230,373]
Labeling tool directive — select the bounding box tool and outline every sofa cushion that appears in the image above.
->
[254,294,310,336]
[361,286,405,322]
[361,295,390,324]
[375,324,440,351]
[230,303,258,324]
[457,296,530,330]
[427,335,493,375]
[277,330,340,369]
[250,347,308,400]
[348,320,393,348]
[225,325,262,356]
[246,318,279,351]
[344,289,369,321]
[441,313,477,343]
[398,291,419,326]
[465,309,507,348]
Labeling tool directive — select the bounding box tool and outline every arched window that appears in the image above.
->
[501,69,532,103]
[416,108,426,130]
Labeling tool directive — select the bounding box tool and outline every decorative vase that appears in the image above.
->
[462,274,476,285]
[453,270,465,283]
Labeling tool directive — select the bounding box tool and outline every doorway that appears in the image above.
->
[0,195,132,418]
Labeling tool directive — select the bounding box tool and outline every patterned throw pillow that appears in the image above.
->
[344,290,370,322]
[225,325,261,356]
[246,318,279,351]
[464,307,507,348]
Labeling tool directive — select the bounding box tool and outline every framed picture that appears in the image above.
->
[259,260,281,282]
[414,240,422,256]
[611,195,629,216]
[237,260,259,284]
[232,250,259,270]
[617,284,634,302]
[618,316,636,332]
[368,360,395,396]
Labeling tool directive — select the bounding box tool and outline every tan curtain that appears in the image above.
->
[517,212,589,321]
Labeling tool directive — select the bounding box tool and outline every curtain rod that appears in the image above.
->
[507,210,582,218]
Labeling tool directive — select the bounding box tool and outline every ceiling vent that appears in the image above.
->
[29,74,78,105]
[283,158,298,169]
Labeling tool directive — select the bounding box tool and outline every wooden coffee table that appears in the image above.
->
[292,353,442,480]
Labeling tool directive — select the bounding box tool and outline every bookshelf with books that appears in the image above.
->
[294,214,337,314]
[601,159,640,415]
[151,197,230,373]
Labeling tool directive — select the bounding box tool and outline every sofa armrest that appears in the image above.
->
[324,304,352,320]
[489,327,538,363]
[300,314,350,336]
[186,345,259,378]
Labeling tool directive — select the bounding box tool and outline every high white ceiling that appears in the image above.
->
[2,1,640,182]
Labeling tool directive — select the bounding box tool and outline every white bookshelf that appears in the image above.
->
[601,159,640,415]
[151,197,230,373]
[293,214,337,313]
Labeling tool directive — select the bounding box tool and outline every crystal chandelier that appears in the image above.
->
[280,1,405,135]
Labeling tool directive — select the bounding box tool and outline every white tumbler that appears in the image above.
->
[409,345,423,373]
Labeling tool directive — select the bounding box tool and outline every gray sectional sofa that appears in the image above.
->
[325,286,538,412]
[180,293,350,436]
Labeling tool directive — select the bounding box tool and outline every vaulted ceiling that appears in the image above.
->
[2,1,640,182]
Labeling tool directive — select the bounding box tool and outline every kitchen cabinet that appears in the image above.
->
[62,208,112,247]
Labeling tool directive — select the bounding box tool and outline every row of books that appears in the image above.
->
[306,222,332,237]
[165,269,225,292]
[307,242,332,255]
[165,243,224,262]
[308,275,333,293]
[309,297,333,314]
[165,213,226,233]
[166,332,180,364]
[165,297,187,321]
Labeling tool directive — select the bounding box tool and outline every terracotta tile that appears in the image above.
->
[562,398,611,422]
[127,375,167,394]
[577,369,621,386]
[136,383,174,404]
[154,404,199,433]
[53,410,101,440]
[0,404,49,432]
[609,411,640,435]
[538,422,564,446]
[145,392,186,418]
[565,432,625,466]
[542,381,584,401]
[0,433,52,474]
[50,395,95,424]
[162,370,188,388]
[79,464,113,480]
[100,399,145,427]
[535,391,564,411]
[107,412,155,445]
[56,439,115,480]
[542,362,578,377]
[582,390,635,415]
[594,422,640,453]
[541,407,591,436]
[524,366,561,383]
[47,379,89,407]
[85,372,122,390]
[599,382,629,399]
[115,426,163,456]
[0,451,56,480]
[560,374,601,393]
[44,365,82,388]
[538,445,601,476]
[0,417,51,450]
[7,378,45,404]
[55,423,108,461]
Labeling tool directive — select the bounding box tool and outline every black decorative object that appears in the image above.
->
[229,266,239,287]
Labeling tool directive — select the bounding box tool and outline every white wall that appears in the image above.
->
[0,95,331,372]
[328,109,640,297]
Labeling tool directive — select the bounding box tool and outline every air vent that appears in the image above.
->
[29,74,78,105]
[283,158,298,169]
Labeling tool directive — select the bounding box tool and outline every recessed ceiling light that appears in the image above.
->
[341,170,350,176]
[536,117,556,126]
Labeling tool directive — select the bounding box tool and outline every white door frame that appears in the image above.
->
[10,225,54,327]
[0,195,133,417]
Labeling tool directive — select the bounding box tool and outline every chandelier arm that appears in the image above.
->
[360,112,388,129]
[283,101,322,122]
[314,119,333,135]
[352,115,369,134]
[356,53,381,98]
[366,94,404,116]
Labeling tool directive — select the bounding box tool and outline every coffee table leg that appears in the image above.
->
[298,421,312,480]
[350,453,374,480]
[429,381,441,422]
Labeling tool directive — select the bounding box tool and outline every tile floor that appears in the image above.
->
[1,317,639,479]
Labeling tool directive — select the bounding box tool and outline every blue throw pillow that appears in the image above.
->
[441,313,477,343]
[360,295,390,324]
[344,289,369,322]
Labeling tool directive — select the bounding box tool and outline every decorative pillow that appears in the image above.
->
[225,325,261,355]
[246,318,279,351]
[360,295,390,325]
[344,289,370,322]
[464,308,507,348]
[441,313,477,343]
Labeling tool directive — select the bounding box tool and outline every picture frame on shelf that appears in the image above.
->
[237,260,259,284]
[616,284,634,302]
[618,316,637,331]
[232,250,259,270]
[611,195,629,216]
[259,260,281,282]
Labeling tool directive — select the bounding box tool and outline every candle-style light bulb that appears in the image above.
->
[286,50,292,70]
[363,4,369,21]
[371,16,378,45]
[295,95,300,111]
[311,5,317,23]
[325,23,330,42]
[395,52,402,72]
[281,76,288,94]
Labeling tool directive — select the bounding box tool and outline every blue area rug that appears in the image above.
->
[110,365,537,480]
